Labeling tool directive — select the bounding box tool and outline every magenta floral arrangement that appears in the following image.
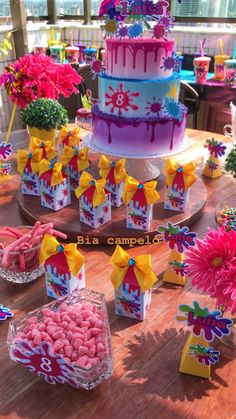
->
[185,227,236,314]
[0,53,82,109]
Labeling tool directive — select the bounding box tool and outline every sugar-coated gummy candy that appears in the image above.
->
[14,301,107,371]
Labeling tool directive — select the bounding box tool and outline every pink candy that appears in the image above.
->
[14,300,107,370]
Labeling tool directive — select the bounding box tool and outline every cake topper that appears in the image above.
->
[204,138,226,158]
[176,301,233,342]
[100,0,174,37]
[0,142,13,161]
[156,222,197,253]
[0,304,13,321]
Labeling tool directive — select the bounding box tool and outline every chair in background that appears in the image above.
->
[179,81,200,129]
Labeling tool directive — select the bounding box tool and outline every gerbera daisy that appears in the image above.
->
[186,227,236,313]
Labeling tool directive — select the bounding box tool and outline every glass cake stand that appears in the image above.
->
[84,133,190,181]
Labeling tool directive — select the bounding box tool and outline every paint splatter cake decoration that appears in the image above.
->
[91,0,187,156]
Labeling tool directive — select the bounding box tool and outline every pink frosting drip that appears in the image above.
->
[106,38,174,75]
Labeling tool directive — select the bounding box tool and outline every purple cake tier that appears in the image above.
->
[92,105,187,157]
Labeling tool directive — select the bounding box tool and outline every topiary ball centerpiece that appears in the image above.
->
[225,145,236,179]
[21,98,68,143]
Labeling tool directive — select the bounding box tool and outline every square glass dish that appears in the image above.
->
[7,288,113,390]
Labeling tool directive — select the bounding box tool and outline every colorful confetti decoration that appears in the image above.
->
[189,344,220,366]
[156,223,197,253]
[176,301,233,342]
[0,304,13,321]
[13,340,79,387]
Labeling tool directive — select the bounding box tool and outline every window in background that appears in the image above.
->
[91,0,100,15]
[171,0,236,18]
[56,0,84,16]
[25,0,48,16]
[0,0,10,17]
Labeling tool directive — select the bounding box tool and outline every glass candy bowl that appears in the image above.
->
[0,226,44,283]
[7,289,113,390]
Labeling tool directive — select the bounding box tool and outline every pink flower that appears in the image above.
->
[0,54,82,108]
[186,227,236,314]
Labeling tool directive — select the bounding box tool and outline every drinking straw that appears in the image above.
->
[69,31,73,46]
[220,38,224,56]
[200,40,204,57]
[56,32,60,43]
[59,27,62,43]
[233,42,236,59]
[78,30,81,44]
[5,100,17,144]
[90,31,94,48]
[51,28,55,42]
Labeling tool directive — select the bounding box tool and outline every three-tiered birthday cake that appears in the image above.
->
[92,0,187,157]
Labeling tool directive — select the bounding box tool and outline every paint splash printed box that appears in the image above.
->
[40,234,85,299]
[60,145,90,191]
[110,245,157,321]
[164,159,196,212]
[39,159,71,211]
[58,126,83,156]
[98,155,127,207]
[75,172,111,229]
[17,149,43,196]
[122,175,160,230]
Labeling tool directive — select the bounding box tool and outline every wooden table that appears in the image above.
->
[0,129,236,419]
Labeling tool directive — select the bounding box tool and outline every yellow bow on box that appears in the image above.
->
[17,149,43,174]
[40,234,84,276]
[60,145,90,171]
[58,126,81,146]
[30,137,57,162]
[110,245,157,292]
[122,176,160,206]
[39,159,63,186]
[98,155,127,184]
[75,171,106,207]
[164,159,196,191]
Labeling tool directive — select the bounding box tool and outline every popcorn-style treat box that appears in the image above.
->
[202,139,226,179]
[179,333,211,379]
[76,172,111,229]
[29,137,57,164]
[98,156,127,208]
[60,145,90,191]
[123,176,160,231]
[17,149,43,196]
[40,234,85,299]
[39,159,71,211]
[164,160,196,212]
[202,156,222,179]
[58,126,83,157]
[110,245,157,321]
[163,250,188,286]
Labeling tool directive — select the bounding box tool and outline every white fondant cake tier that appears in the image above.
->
[99,72,181,118]
[105,37,175,80]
